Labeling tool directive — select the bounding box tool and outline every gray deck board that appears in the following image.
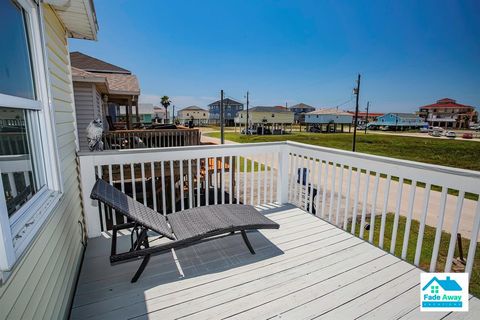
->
[70,204,477,320]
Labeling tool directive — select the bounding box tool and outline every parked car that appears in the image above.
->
[429,127,444,136]
[420,127,429,133]
[241,128,256,135]
[257,127,271,135]
[445,131,456,138]
[462,132,473,139]
[309,126,321,133]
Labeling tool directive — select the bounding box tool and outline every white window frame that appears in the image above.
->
[0,0,63,276]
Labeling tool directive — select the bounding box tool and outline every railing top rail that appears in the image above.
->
[78,139,480,190]
[104,128,200,133]
[78,141,287,158]
[286,140,480,180]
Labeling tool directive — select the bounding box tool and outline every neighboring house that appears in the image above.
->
[208,98,244,126]
[153,105,167,122]
[368,113,427,130]
[235,106,294,133]
[289,103,316,123]
[418,98,477,129]
[177,106,209,125]
[305,108,353,132]
[119,103,154,124]
[0,1,98,319]
[347,111,384,125]
[70,51,141,140]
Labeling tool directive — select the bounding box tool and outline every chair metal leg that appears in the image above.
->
[241,230,255,254]
[131,254,151,283]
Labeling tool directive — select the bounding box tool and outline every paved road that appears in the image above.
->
[370,130,480,142]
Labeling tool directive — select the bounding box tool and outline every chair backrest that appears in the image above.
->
[90,179,175,239]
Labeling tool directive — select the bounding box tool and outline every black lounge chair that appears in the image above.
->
[90,179,280,282]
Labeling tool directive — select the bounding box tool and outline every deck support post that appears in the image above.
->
[276,145,290,204]
[78,155,102,237]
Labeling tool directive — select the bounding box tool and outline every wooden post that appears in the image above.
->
[126,99,131,130]
[135,103,139,126]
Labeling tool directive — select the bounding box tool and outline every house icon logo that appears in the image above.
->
[420,273,468,312]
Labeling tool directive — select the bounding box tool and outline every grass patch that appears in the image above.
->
[206,132,480,171]
[237,157,267,172]
[349,213,480,297]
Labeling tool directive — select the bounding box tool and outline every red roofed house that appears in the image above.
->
[418,98,477,129]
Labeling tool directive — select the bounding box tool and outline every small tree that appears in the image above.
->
[160,96,171,123]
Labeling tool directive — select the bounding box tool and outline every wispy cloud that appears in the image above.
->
[139,94,216,110]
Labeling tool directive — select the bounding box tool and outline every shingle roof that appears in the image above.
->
[71,66,103,80]
[70,52,131,74]
[102,73,140,95]
[70,52,140,95]
[307,108,352,116]
[208,98,243,106]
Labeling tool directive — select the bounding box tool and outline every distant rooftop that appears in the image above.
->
[390,113,422,119]
[347,111,384,117]
[290,103,315,110]
[419,98,475,110]
[208,98,243,106]
[307,108,352,116]
[181,105,208,111]
[246,106,293,113]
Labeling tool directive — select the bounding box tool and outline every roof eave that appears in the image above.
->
[46,0,99,41]
[108,90,140,96]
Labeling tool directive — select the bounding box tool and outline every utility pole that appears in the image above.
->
[364,101,369,134]
[352,74,361,152]
[246,91,249,135]
[220,90,225,144]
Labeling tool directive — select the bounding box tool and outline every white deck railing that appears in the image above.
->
[78,141,480,279]
[102,128,201,150]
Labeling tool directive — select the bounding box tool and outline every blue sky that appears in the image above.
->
[70,0,480,113]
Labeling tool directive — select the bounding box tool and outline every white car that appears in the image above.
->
[445,131,456,138]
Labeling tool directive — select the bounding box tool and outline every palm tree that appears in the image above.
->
[160,96,171,123]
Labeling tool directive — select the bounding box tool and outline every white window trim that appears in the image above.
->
[0,0,63,277]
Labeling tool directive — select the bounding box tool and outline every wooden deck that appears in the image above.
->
[70,204,479,319]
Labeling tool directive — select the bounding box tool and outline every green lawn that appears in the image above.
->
[209,131,480,294]
[350,213,480,297]
[238,157,267,172]
[206,132,480,171]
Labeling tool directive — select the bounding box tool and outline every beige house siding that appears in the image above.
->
[73,82,103,151]
[235,111,294,124]
[178,109,209,121]
[0,5,85,320]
